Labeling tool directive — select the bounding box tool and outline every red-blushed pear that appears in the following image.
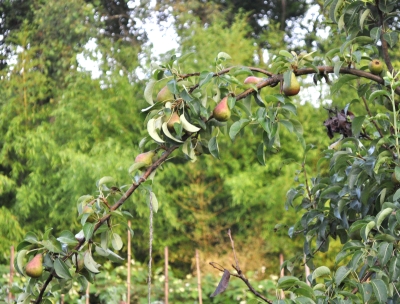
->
[134,150,156,167]
[213,97,231,122]
[369,59,383,75]
[283,72,300,96]
[25,254,44,278]
[244,76,263,84]
[166,112,181,130]
[156,86,174,102]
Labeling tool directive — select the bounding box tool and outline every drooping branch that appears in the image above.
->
[34,144,180,304]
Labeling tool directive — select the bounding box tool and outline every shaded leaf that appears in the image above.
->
[210,270,230,297]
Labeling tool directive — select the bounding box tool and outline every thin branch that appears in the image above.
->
[148,191,154,304]
[227,229,241,275]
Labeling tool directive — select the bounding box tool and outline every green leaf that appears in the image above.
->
[83,222,95,241]
[351,116,365,138]
[144,79,156,105]
[111,233,123,250]
[97,176,114,187]
[208,136,220,159]
[378,242,393,265]
[199,71,214,88]
[24,232,39,244]
[257,142,265,166]
[368,90,390,103]
[279,50,293,58]
[54,259,72,279]
[217,52,231,60]
[57,230,78,245]
[277,276,300,289]
[15,250,28,276]
[383,32,398,48]
[375,208,393,228]
[335,266,351,285]
[371,279,388,303]
[42,236,63,253]
[229,119,250,141]
[227,96,236,109]
[359,9,370,29]
[149,191,159,213]
[361,221,375,241]
[312,266,331,280]
[83,251,100,274]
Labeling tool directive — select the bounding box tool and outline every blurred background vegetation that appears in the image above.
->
[3,0,396,302]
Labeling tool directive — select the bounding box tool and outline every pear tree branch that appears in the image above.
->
[34,144,180,304]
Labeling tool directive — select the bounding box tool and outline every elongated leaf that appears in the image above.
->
[83,222,95,241]
[312,266,331,280]
[83,251,100,274]
[144,79,156,105]
[111,233,123,250]
[149,191,159,213]
[335,266,351,285]
[210,270,230,297]
[57,230,78,245]
[352,116,365,138]
[54,259,72,279]
[371,279,388,303]
[208,136,220,159]
[229,119,250,141]
[378,242,393,265]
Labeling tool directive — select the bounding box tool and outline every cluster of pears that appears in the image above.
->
[25,253,44,278]
[243,72,300,97]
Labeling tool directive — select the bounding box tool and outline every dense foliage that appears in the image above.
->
[1,0,400,303]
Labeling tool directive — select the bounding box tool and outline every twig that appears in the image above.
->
[148,191,154,304]
[227,229,241,275]
[360,95,384,138]
[227,230,272,304]
[195,249,203,304]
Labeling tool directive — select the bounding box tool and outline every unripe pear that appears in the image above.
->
[369,59,383,75]
[156,86,174,103]
[283,73,300,96]
[82,205,97,223]
[166,112,181,130]
[134,151,156,167]
[213,97,231,122]
[244,76,263,84]
[25,254,43,278]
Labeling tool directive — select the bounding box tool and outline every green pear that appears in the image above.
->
[156,86,174,103]
[134,151,156,167]
[25,254,43,278]
[283,73,300,96]
[166,112,181,130]
[213,97,231,122]
[369,59,383,75]
[244,76,263,84]
[82,205,97,223]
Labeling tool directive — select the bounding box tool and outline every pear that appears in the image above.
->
[82,205,97,223]
[166,112,181,131]
[283,73,300,96]
[213,97,231,122]
[156,86,174,103]
[244,76,263,84]
[134,151,156,167]
[369,59,383,75]
[25,254,43,278]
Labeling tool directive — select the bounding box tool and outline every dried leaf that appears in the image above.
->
[210,269,230,297]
